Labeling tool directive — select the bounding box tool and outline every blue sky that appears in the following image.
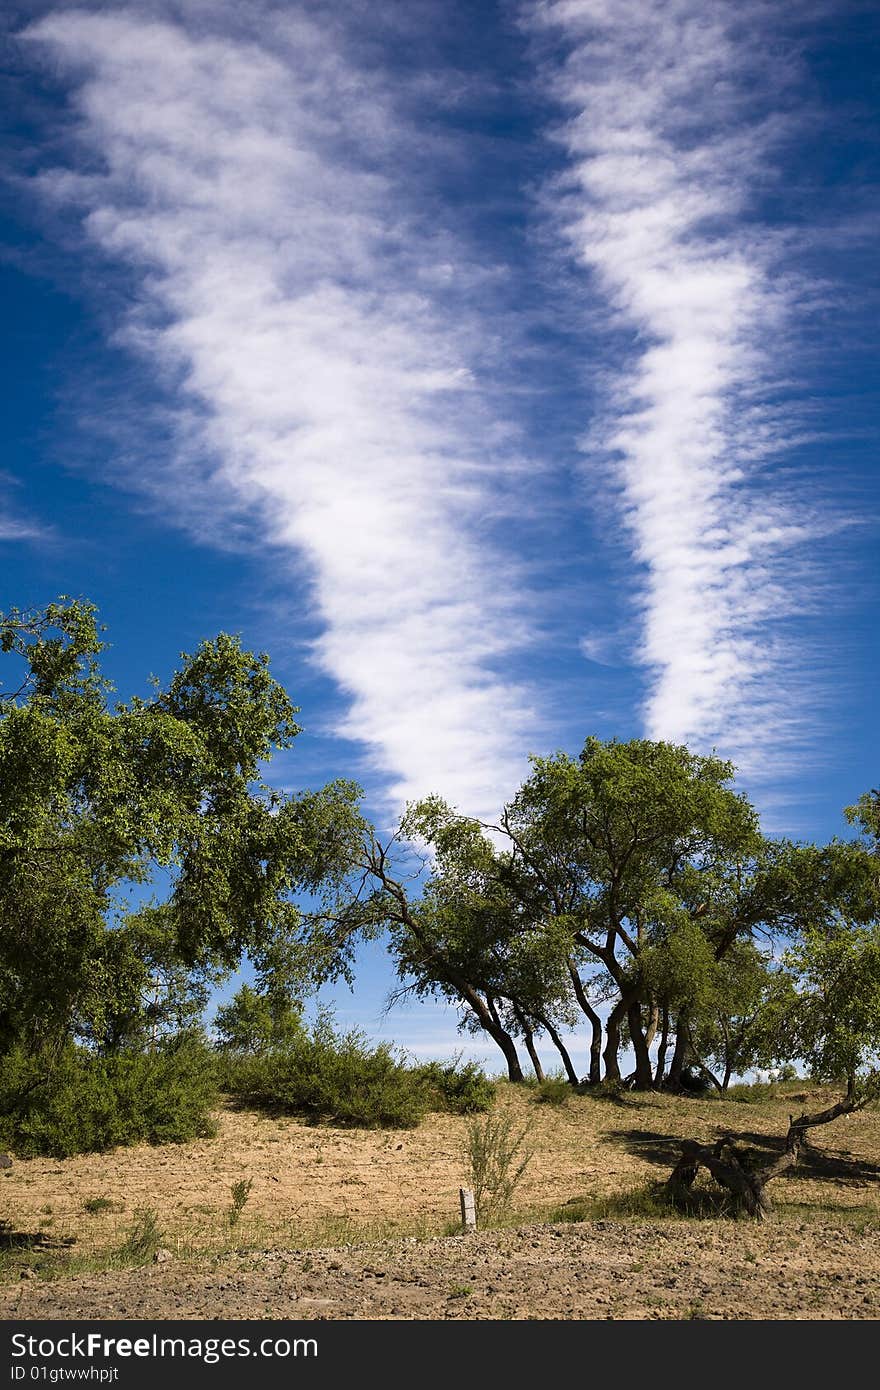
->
[2,0,878,1071]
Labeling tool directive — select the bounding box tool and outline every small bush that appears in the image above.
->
[83,1196,115,1214]
[589,1078,629,1101]
[414,1058,495,1114]
[116,1207,162,1264]
[722,1081,777,1104]
[228,1177,253,1228]
[534,1076,573,1106]
[463,1113,533,1225]
[0,1040,217,1158]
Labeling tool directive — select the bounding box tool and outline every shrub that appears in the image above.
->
[227,1177,253,1228]
[721,1081,777,1103]
[217,1019,496,1128]
[218,1021,428,1128]
[0,1039,217,1158]
[463,1112,533,1225]
[83,1196,115,1214]
[589,1077,628,1100]
[116,1208,162,1264]
[534,1076,573,1106]
[413,1058,495,1114]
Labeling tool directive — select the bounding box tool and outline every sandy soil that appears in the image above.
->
[2,1084,879,1319]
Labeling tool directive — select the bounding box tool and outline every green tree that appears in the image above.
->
[0,597,365,1061]
[643,929,783,1091]
[662,799,880,1217]
[495,738,767,1088]
[316,739,774,1089]
[213,983,304,1053]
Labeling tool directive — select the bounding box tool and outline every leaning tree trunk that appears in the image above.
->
[520,1020,545,1083]
[567,960,602,1085]
[537,1013,580,1087]
[491,1028,525,1083]
[664,1081,872,1219]
[483,995,525,1083]
[512,1003,547,1083]
[665,1138,780,1218]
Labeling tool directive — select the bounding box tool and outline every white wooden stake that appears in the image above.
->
[459,1187,476,1231]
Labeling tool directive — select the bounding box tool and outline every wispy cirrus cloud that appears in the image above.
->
[0,515,46,543]
[0,474,50,545]
[532,0,837,774]
[24,4,542,820]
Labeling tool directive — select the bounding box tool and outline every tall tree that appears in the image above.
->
[484,738,765,1087]
[0,597,364,1058]
[319,740,772,1089]
[665,822,880,1218]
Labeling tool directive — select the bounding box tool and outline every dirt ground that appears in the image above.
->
[4,1218,880,1320]
[2,1083,879,1319]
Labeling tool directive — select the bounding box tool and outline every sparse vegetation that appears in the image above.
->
[534,1076,573,1106]
[115,1208,162,1265]
[1,1080,879,1316]
[227,1178,253,1228]
[463,1111,534,1225]
[82,1196,114,1214]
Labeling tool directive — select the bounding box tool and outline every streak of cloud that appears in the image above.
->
[0,475,49,545]
[533,0,834,774]
[25,4,541,820]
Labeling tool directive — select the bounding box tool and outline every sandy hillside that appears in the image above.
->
[2,1082,879,1319]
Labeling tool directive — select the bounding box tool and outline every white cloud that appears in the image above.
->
[0,517,45,543]
[26,4,541,821]
[534,0,833,774]
[0,475,49,545]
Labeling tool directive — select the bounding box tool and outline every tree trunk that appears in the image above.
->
[539,1014,580,1087]
[627,1002,654,1090]
[654,1005,669,1086]
[683,1021,723,1093]
[566,960,602,1084]
[665,1138,774,1218]
[664,1080,873,1219]
[484,995,525,1083]
[667,1012,690,1088]
[522,1026,545,1083]
[491,1027,524,1083]
[644,1002,660,1050]
[603,996,627,1081]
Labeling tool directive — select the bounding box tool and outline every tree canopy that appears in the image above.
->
[312,736,880,1100]
[3,597,878,1145]
[0,597,364,1057]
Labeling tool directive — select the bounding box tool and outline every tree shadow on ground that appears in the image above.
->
[606,1129,688,1167]
[714,1128,880,1185]
[0,1226,73,1251]
[578,1088,657,1111]
[608,1127,880,1187]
